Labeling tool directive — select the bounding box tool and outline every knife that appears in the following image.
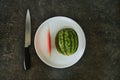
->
[24,9,31,70]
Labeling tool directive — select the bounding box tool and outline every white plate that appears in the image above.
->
[34,16,86,68]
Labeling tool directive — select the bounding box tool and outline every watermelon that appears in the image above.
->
[55,28,79,56]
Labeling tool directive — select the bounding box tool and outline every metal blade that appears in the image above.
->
[25,9,31,47]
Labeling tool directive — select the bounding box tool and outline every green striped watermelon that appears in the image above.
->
[55,28,79,56]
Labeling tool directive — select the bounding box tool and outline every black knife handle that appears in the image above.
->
[24,46,30,70]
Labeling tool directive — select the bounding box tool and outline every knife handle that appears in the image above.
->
[24,46,30,70]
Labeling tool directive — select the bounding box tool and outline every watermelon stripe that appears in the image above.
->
[68,32,72,53]
[62,31,65,54]
[71,33,74,53]
[74,31,78,51]
[59,31,64,54]
[63,30,67,55]
[71,31,75,53]
[65,31,67,55]
[61,31,64,54]
[75,30,78,51]
[67,30,71,55]
[75,30,78,50]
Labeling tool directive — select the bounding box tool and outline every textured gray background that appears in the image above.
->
[0,0,120,80]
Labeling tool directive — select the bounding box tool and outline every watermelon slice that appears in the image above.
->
[47,27,51,55]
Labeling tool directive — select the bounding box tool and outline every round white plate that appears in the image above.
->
[34,16,86,68]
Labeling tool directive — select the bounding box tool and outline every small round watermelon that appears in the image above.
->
[55,28,79,56]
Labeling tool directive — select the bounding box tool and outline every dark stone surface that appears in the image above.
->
[0,0,120,80]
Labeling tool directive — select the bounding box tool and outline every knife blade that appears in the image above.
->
[24,9,31,70]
